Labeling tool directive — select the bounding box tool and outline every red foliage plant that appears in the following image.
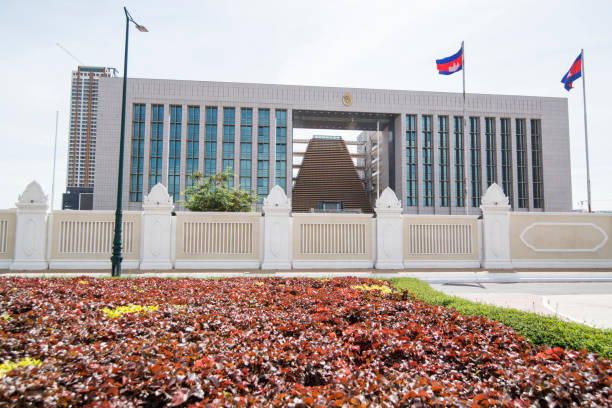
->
[0,277,610,407]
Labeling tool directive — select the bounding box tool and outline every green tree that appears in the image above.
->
[181,171,257,212]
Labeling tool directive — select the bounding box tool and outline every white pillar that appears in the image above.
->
[374,187,404,269]
[480,183,512,269]
[262,185,292,270]
[10,181,49,270]
[140,183,174,270]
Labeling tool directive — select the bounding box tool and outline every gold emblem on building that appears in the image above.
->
[342,92,352,107]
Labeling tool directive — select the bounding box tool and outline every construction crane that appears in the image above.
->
[56,42,84,65]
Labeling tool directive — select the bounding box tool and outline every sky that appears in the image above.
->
[1,0,611,211]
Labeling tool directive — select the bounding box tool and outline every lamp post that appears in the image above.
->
[111,7,148,277]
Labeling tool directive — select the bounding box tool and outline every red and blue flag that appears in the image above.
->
[436,46,463,75]
[561,52,582,91]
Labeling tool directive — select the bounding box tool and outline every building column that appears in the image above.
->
[10,181,49,270]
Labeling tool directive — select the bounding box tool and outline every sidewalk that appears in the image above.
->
[432,282,612,329]
[2,269,612,283]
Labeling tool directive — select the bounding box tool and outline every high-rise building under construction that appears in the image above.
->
[62,66,116,210]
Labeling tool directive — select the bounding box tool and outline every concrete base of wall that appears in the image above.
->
[481,260,513,269]
[403,260,481,269]
[375,261,404,269]
[262,261,292,270]
[49,260,140,270]
[512,260,612,269]
[293,260,374,269]
[9,261,48,270]
[0,260,11,269]
[174,260,260,269]
[139,261,173,270]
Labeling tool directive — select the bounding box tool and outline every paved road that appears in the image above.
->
[431,282,612,329]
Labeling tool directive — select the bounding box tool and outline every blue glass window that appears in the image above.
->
[186,106,199,190]
[275,109,287,191]
[516,119,529,208]
[531,119,544,208]
[130,104,145,202]
[500,118,513,206]
[438,116,449,207]
[470,117,482,207]
[149,105,163,191]
[422,116,433,207]
[257,109,270,200]
[205,107,217,176]
[240,108,253,192]
[485,117,497,187]
[405,115,417,206]
[222,107,235,186]
[168,105,182,202]
[454,116,465,208]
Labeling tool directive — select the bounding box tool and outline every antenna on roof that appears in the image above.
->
[56,42,85,65]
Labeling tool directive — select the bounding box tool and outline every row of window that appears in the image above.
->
[405,115,543,209]
[129,105,287,203]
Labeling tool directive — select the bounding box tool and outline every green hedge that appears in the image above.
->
[390,278,612,360]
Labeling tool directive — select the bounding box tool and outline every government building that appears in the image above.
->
[91,77,571,214]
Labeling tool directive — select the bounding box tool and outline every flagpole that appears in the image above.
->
[581,49,592,213]
[462,40,468,215]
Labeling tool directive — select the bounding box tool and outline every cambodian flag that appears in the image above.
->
[436,46,463,75]
[561,52,582,91]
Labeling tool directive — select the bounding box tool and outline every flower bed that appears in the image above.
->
[0,277,610,406]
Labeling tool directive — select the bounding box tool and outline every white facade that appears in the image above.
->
[93,78,571,213]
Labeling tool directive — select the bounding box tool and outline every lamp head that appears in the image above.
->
[136,24,148,32]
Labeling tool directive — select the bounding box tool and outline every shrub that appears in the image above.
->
[390,277,612,360]
[182,171,257,212]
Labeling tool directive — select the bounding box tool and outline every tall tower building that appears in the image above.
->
[62,66,117,210]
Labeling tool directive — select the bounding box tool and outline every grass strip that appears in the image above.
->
[390,277,612,360]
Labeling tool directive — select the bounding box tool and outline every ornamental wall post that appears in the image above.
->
[262,185,292,270]
[480,183,512,269]
[140,183,174,270]
[374,187,404,269]
[10,181,49,270]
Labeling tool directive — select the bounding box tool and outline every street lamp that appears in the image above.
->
[111,7,148,277]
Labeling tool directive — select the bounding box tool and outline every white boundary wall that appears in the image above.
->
[2,182,611,271]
